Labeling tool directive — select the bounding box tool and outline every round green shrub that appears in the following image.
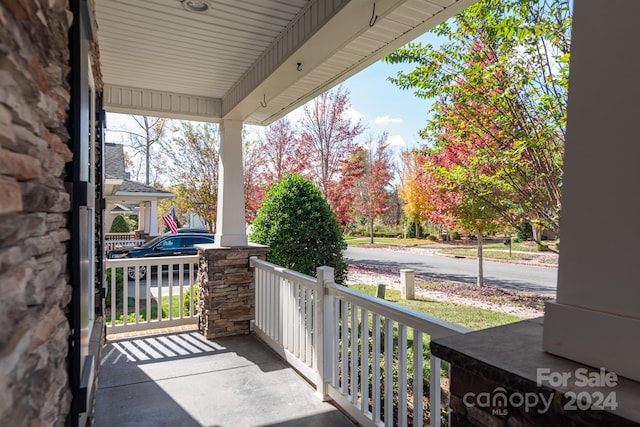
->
[250,174,348,283]
[110,214,130,233]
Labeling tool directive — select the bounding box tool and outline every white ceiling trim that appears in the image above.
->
[104,84,221,122]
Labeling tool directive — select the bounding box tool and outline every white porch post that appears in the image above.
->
[215,119,248,246]
[543,0,640,382]
[141,202,150,234]
[149,199,159,236]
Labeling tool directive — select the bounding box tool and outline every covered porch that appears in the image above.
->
[94,330,354,427]
[91,0,640,426]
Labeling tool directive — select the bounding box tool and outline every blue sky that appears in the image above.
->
[340,32,437,153]
[272,31,443,160]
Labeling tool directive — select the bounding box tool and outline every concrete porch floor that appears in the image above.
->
[94,330,356,427]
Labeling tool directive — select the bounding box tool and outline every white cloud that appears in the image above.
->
[374,115,403,125]
[347,107,365,122]
[385,134,406,147]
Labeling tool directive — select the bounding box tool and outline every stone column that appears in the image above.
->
[543,0,640,382]
[196,243,269,339]
[215,119,248,247]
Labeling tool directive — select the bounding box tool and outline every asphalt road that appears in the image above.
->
[345,246,558,295]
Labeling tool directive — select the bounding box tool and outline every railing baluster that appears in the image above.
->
[110,266,116,328]
[414,331,424,427]
[268,271,274,338]
[341,300,348,395]
[384,318,393,427]
[178,263,184,319]
[146,270,151,323]
[350,304,358,404]
[256,268,262,329]
[306,286,313,366]
[333,298,340,387]
[398,324,408,427]
[134,270,140,324]
[361,308,370,415]
[123,272,128,326]
[276,273,281,343]
[430,356,442,427]
[168,263,174,320]
[156,265,162,323]
[372,313,381,423]
[299,283,306,362]
[295,283,300,357]
[287,277,292,349]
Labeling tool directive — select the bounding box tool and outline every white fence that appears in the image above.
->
[251,257,470,427]
[104,238,146,253]
[105,255,200,334]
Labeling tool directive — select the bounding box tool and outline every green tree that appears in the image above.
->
[161,122,219,232]
[250,174,348,283]
[384,0,570,244]
[109,214,130,233]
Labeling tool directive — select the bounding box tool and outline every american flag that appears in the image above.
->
[162,207,178,234]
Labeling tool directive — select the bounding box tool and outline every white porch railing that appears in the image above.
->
[105,255,199,334]
[250,257,470,427]
[104,238,146,253]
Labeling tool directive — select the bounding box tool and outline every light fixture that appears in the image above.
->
[181,0,209,13]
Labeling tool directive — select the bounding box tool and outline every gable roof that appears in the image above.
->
[105,142,126,180]
[104,142,173,198]
[118,179,173,195]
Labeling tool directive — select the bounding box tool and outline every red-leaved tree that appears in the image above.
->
[259,117,306,185]
[298,85,364,210]
[353,135,394,243]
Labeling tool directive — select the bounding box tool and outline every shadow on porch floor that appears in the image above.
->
[94,330,355,427]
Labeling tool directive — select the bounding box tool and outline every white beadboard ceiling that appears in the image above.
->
[96,0,477,125]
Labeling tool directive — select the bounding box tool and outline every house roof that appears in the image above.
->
[118,179,174,196]
[105,142,126,180]
[104,142,173,198]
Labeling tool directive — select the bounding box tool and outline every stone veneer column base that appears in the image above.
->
[431,319,640,427]
[196,243,269,339]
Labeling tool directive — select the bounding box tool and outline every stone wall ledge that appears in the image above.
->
[431,318,640,427]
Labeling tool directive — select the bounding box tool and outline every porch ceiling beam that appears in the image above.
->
[222,0,476,124]
[103,84,221,122]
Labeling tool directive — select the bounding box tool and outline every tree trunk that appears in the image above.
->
[415,221,420,239]
[370,216,374,244]
[477,229,484,286]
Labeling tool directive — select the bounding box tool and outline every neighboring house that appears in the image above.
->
[1,1,638,427]
[104,142,173,237]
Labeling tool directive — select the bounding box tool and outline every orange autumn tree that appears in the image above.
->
[398,148,432,238]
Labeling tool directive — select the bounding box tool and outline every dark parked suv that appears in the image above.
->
[107,232,215,279]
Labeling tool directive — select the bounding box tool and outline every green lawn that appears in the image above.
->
[106,290,197,325]
[348,283,520,330]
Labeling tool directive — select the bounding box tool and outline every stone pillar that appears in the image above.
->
[215,119,248,247]
[542,0,640,382]
[196,243,269,339]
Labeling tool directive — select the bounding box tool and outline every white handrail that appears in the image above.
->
[325,282,469,339]
[250,257,471,427]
